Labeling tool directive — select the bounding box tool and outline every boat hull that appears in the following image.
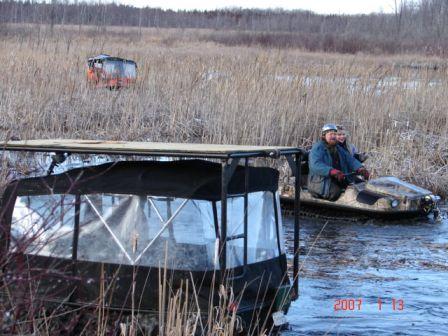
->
[1,253,291,331]
[280,176,439,219]
[281,194,425,219]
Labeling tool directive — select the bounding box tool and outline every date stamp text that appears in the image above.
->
[334,298,405,311]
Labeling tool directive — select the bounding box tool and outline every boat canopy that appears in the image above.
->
[5,160,278,201]
[1,140,303,295]
[5,160,283,270]
[88,54,136,64]
[1,139,301,158]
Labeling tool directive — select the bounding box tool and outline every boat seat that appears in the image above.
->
[282,152,309,188]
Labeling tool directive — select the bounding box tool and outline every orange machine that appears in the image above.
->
[87,54,137,89]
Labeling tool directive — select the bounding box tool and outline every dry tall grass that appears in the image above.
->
[0,263,250,335]
[1,24,447,195]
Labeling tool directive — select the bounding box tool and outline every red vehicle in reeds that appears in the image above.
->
[87,54,137,89]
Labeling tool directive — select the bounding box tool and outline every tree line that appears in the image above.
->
[1,0,448,55]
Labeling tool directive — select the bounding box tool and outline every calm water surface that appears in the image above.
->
[282,208,448,335]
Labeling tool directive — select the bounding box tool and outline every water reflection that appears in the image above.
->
[283,209,448,335]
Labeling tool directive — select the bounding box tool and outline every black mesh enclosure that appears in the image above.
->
[5,160,279,200]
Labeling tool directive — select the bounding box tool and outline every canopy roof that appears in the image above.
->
[88,54,136,64]
[6,160,279,201]
[88,53,111,60]
[2,139,301,159]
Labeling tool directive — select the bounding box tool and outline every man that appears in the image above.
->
[308,123,370,201]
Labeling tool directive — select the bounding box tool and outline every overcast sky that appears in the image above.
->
[118,0,397,14]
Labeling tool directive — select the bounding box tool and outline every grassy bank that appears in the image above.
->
[0,24,447,196]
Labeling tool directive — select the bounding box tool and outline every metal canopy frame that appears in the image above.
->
[2,139,303,299]
[1,139,300,159]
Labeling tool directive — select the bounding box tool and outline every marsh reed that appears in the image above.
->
[0,24,447,195]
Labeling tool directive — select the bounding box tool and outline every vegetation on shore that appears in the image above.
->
[0,24,447,196]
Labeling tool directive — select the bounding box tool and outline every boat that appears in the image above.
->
[0,140,304,333]
[87,54,137,89]
[280,155,441,219]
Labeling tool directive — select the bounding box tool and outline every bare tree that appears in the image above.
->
[0,0,447,55]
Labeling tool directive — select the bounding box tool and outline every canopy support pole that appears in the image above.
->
[287,152,302,300]
[72,194,80,266]
[243,158,249,266]
[220,158,240,274]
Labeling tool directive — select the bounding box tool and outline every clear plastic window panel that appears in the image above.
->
[76,195,217,270]
[216,191,280,268]
[124,63,137,78]
[9,191,282,271]
[10,195,76,258]
[103,61,123,77]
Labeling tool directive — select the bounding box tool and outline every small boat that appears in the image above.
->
[0,140,304,332]
[280,159,440,219]
[87,54,137,89]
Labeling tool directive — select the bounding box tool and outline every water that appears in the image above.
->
[283,209,448,335]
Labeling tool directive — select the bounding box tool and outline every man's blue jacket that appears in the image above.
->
[308,140,362,198]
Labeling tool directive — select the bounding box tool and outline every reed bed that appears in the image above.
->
[0,24,447,196]
[0,263,252,335]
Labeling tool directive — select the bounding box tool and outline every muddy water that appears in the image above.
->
[282,209,448,335]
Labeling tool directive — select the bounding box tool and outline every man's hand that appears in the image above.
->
[356,167,370,180]
[329,169,345,183]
